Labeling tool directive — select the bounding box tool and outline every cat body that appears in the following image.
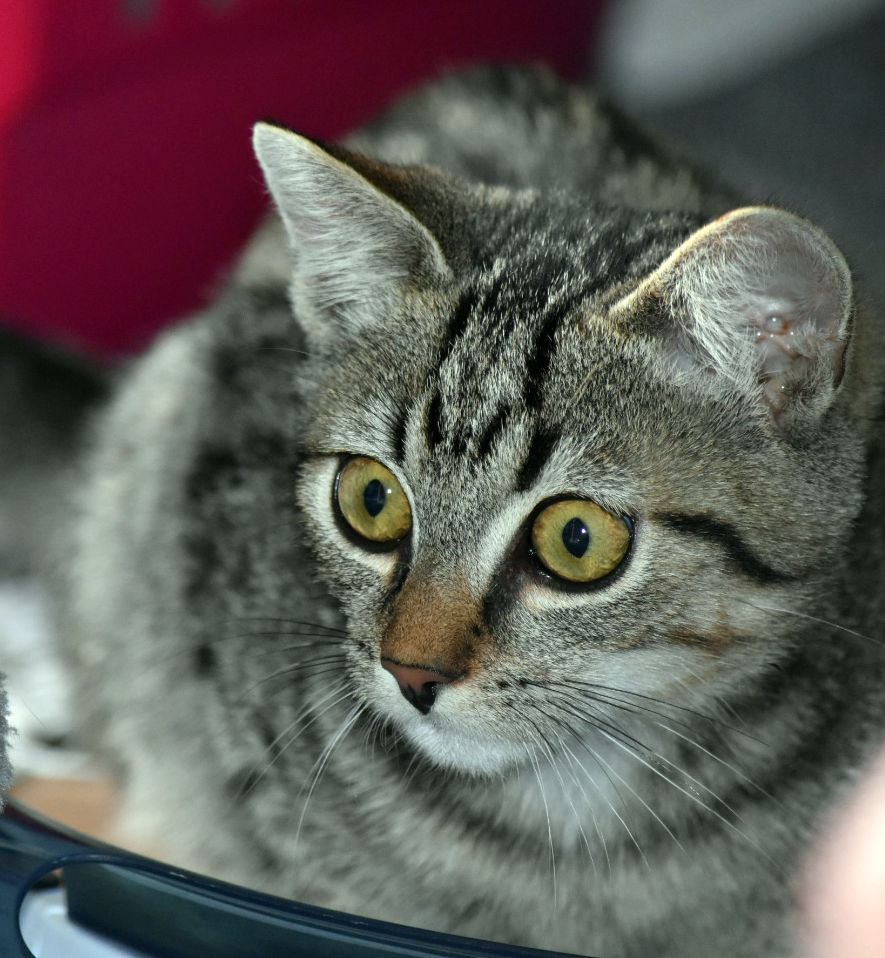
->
[0,676,10,802]
[34,67,885,957]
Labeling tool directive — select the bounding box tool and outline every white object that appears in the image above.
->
[19,886,150,958]
[598,0,883,107]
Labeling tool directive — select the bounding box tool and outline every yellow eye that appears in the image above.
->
[335,457,412,545]
[531,500,631,584]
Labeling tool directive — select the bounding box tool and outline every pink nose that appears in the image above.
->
[380,659,455,714]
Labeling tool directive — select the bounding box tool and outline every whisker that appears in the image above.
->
[553,746,603,876]
[651,719,776,803]
[534,695,676,857]
[574,736,683,854]
[525,718,598,876]
[232,654,346,703]
[253,638,345,657]
[360,711,394,762]
[533,686,780,866]
[257,344,311,358]
[294,701,365,847]
[559,739,649,869]
[525,744,557,909]
[234,680,352,800]
[542,681,772,791]
[590,723,778,867]
[557,693,748,824]
[544,679,765,746]
[234,629,344,642]
[146,626,344,668]
[228,616,347,637]
[735,597,883,647]
[528,684,659,759]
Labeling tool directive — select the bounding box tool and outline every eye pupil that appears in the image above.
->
[561,517,590,558]
[363,478,387,517]
[531,499,631,584]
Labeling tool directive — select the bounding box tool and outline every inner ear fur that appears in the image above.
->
[252,123,452,349]
[609,206,853,424]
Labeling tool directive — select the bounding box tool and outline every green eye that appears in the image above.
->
[335,457,412,545]
[531,500,631,583]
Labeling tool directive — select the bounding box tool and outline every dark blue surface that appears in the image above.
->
[0,801,584,958]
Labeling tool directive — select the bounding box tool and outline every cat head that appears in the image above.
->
[254,123,872,776]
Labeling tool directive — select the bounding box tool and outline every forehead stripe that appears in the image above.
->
[425,388,444,451]
[425,279,578,458]
[514,426,559,492]
[436,286,478,366]
[522,297,575,412]
[391,403,409,463]
[476,406,510,461]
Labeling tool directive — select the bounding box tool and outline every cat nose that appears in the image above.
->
[380,659,455,715]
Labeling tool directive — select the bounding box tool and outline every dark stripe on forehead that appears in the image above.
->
[514,427,559,492]
[654,512,798,584]
[435,273,511,371]
[476,406,510,461]
[523,299,574,411]
[423,286,481,453]
[426,276,510,453]
[391,406,409,463]
[425,389,444,450]
[435,286,480,372]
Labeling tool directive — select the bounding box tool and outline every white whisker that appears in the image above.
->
[237,680,352,798]
[736,597,881,646]
[591,725,777,867]
[536,733,598,878]
[559,739,649,869]
[295,701,365,846]
[525,743,557,909]
[652,719,775,803]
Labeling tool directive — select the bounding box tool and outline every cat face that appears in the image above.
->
[255,124,864,778]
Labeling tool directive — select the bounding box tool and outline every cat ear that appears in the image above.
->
[253,123,450,346]
[611,206,853,424]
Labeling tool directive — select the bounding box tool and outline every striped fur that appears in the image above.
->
[47,66,885,958]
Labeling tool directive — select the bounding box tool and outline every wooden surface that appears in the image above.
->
[10,776,122,844]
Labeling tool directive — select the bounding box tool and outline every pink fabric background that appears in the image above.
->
[0,0,602,357]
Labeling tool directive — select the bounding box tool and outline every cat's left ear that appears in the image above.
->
[611,206,852,425]
[253,123,451,347]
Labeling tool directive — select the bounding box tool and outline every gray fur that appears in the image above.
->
[32,67,885,956]
[0,676,11,801]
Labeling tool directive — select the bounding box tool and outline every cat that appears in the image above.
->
[0,677,10,803]
[6,65,885,957]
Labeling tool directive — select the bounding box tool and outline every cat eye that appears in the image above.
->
[530,499,632,584]
[335,457,412,546]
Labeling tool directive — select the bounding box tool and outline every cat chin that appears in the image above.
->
[398,718,527,777]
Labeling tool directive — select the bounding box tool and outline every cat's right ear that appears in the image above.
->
[253,123,451,348]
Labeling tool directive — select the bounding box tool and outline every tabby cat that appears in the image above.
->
[20,67,885,957]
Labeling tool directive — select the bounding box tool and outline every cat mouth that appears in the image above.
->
[369,667,527,775]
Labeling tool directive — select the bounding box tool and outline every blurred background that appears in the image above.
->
[0,0,883,836]
[600,0,884,305]
[0,0,881,362]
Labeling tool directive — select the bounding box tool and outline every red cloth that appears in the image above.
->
[0,0,603,357]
